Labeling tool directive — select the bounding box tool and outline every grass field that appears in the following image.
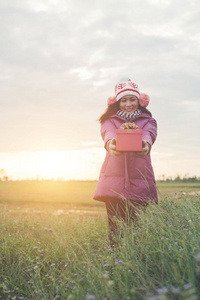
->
[0,181,200,299]
[0,180,199,208]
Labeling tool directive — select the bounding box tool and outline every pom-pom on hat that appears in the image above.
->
[107,95,117,106]
[139,93,150,108]
[115,78,140,101]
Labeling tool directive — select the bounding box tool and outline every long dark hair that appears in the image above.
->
[98,101,120,124]
[98,101,152,124]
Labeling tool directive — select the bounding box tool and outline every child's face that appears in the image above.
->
[119,95,139,113]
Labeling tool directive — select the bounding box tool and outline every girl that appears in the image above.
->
[93,78,158,239]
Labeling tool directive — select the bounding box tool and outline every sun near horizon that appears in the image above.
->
[0,147,200,182]
[0,149,105,181]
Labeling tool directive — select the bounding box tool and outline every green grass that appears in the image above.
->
[157,182,200,194]
[0,180,199,207]
[0,180,98,204]
[0,181,103,213]
[0,181,200,299]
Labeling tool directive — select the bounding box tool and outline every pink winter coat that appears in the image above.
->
[93,112,158,203]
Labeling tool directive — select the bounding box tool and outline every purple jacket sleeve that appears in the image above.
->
[142,118,157,146]
[101,119,117,149]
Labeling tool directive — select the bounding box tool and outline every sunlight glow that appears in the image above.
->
[0,148,199,181]
[0,149,105,180]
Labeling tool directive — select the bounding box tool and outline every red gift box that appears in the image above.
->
[116,129,143,151]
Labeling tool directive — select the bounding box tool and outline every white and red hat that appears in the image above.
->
[115,78,140,101]
[107,78,150,108]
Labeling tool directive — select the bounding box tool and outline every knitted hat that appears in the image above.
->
[115,78,140,101]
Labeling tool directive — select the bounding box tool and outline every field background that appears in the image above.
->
[1,180,200,210]
[0,181,200,299]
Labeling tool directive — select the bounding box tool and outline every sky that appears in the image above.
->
[0,0,200,180]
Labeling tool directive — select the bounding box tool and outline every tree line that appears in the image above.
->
[158,174,200,183]
[1,169,200,183]
[0,169,9,181]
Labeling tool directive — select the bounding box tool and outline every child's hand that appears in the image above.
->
[134,140,150,157]
[107,139,123,157]
[120,123,129,129]
[120,122,138,129]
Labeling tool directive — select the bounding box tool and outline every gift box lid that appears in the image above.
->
[116,129,143,135]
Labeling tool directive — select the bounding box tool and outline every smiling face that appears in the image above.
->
[119,95,139,113]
